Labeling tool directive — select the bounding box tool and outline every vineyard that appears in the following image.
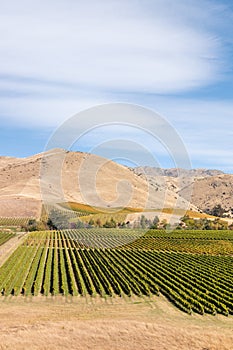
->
[0,231,15,246]
[41,203,144,226]
[77,212,128,225]
[0,217,32,226]
[40,205,91,223]
[123,229,233,255]
[0,229,233,316]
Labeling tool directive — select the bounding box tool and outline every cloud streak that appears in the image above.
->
[0,0,223,95]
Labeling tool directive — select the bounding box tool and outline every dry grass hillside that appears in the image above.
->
[0,149,193,218]
[179,174,233,212]
[134,166,233,214]
[1,149,231,219]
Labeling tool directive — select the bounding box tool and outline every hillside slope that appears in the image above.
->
[179,174,233,212]
[0,149,192,218]
[134,166,233,214]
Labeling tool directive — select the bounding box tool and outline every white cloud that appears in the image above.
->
[0,0,227,127]
[0,95,105,127]
[0,0,223,96]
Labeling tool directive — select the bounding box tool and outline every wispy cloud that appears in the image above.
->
[0,0,223,96]
[0,0,228,127]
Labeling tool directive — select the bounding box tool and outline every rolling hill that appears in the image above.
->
[133,166,233,215]
[0,150,232,219]
[0,149,193,218]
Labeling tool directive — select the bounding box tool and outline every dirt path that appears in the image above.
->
[0,295,232,350]
[0,232,28,267]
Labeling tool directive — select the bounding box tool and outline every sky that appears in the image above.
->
[0,0,233,172]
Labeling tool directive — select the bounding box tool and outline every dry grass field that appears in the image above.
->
[0,295,232,350]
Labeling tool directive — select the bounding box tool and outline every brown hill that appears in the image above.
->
[134,166,233,215]
[0,149,193,218]
[179,174,233,213]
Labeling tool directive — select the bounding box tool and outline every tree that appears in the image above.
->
[21,219,44,232]
[140,215,146,229]
[208,204,225,217]
[161,219,167,229]
[150,215,159,229]
[119,222,126,228]
[88,218,95,227]
[103,217,116,228]
[96,218,102,227]
[47,209,70,230]
[76,220,85,228]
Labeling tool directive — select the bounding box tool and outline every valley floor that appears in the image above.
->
[0,295,232,350]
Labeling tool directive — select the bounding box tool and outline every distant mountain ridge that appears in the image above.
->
[133,166,225,178]
[132,166,233,213]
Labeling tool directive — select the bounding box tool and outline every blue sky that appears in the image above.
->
[0,0,233,172]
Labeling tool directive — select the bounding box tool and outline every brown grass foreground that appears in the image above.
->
[0,295,232,350]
